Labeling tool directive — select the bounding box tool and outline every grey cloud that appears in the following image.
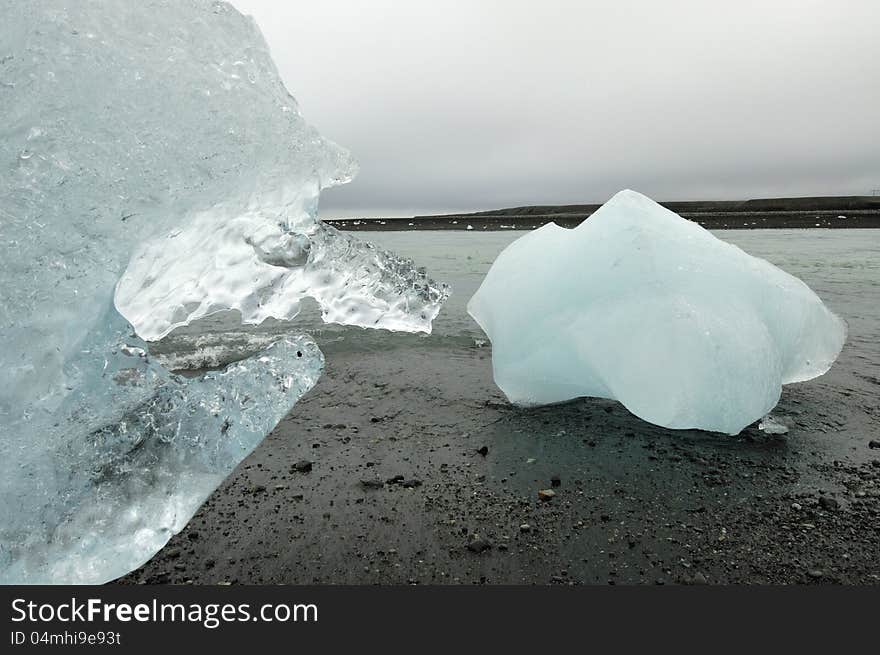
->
[232,0,880,216]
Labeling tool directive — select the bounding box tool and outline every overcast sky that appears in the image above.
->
[232,0,879,217]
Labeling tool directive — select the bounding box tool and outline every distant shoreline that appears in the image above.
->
[326,196,880,231]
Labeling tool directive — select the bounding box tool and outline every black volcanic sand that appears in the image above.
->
[122,340,880,585]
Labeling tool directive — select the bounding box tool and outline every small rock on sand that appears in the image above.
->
[538,489,556,501]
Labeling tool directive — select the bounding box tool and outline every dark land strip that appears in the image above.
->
[326,196,880,231]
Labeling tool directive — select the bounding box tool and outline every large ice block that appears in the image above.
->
[0,0,447,583]
[467,190,846,435]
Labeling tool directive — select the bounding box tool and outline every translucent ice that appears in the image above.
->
[759,415,789,435]
[468,190,845,435]
[0,0,446,583]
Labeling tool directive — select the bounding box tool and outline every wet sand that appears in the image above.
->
[122,338,880,585]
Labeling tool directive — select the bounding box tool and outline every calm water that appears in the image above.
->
[366,229,879,348]
[157,229,880,380]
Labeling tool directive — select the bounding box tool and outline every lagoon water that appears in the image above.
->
[156,229,880,386]
[366,229,880,383]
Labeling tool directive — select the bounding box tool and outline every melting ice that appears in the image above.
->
[468,190,846,435]
[0,0,447,583]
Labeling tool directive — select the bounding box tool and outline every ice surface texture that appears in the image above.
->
[0,0,446,583]
[468,190,845,435]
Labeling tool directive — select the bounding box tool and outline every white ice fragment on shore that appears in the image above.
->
[758,415,789,435]
[0,0,446,584]
[468,190,846,435]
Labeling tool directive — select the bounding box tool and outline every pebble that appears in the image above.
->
[818,497,839,511]
[467,538,491,553]
[293,460,313,473]
[691,572,708,585]
[538,489,556,501]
